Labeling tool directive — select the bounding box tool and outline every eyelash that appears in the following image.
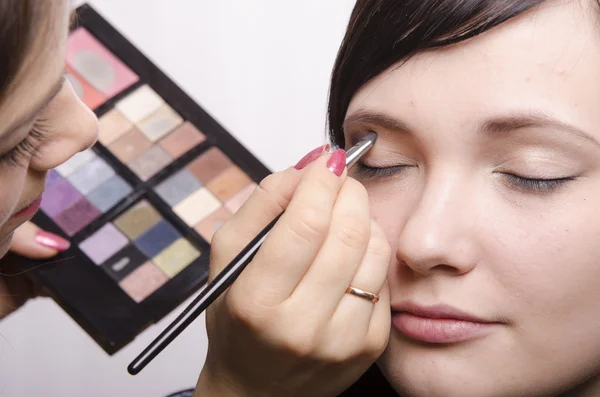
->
[353,163,412,179]
[503,173,575,193]
[0,125,47,167]
[354,164,574,193]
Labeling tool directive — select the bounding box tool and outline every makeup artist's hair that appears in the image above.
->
[0,0,53,108]
[327,0,600,149]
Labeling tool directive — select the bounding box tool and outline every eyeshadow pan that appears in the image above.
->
[107,128,152,164]
[115,85,164,124]
[65,64,105,110]
[68,157,116,195]
[114,200,162,240]
[153,238,200,278]
[206,166,253,202]
[154,168,202,207]
[53,198,102,236]
[137,104,183,142]
[100,244,147,282]
[119,261,169,303]
[80,223,129,265]
[55,149,97,177]
[225,183,257,214]
[159,122,206,158]
[173,188,222,227]
[194,207,232,242]
[128,145,173,181]
[134,220,181,258]
[187,148,234,184]
[45,170,63,190]
[67,28,138,97]
[86,175,133,213]
[98,109,134,146]
[40,180,83,217]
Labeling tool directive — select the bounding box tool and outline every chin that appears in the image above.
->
[379,333,523,397]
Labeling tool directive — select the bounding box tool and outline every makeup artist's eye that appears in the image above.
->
[0,125,47,167]
[353,163,413,179]
[502,173,575,193]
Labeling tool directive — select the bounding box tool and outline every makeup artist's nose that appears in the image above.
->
[395,171,479,277]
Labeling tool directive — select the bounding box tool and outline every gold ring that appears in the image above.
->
[345,286,379,303]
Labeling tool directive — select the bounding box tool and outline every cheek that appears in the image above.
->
[0,166,27,226]
[481,193,600,339]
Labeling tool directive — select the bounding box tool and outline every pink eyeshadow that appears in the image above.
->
[67,28,138,98]
[224,183,257,214]
[119,262,169,303]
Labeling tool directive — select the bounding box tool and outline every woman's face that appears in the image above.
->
[0,0,98,258]
[345,1,600,396]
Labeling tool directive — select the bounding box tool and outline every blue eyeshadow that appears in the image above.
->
[134,220,181,258]
[87,175,133,212]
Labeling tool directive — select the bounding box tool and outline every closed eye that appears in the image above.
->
[353,163,413,179]
[0,125,47,167]
[501,173,575,193]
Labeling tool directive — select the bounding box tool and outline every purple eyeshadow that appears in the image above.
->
[53,198,102,236]
[45,170,63,190]
[40,180,83,217]
[79,223,129,265]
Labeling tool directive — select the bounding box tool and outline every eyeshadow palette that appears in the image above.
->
[10,4,270,354]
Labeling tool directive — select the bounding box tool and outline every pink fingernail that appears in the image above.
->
[327,149,346,177]
[294,144,330,170]
[35,230,70,251]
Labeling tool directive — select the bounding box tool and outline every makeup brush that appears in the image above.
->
[127,132,377,375]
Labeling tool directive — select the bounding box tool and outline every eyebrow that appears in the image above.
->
[2,75,65,138]
[343,108,600,147]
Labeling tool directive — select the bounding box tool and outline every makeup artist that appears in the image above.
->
[0,1,98,317]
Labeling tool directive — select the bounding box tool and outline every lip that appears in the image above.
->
[13,194,43,219]
[391,302,503,344]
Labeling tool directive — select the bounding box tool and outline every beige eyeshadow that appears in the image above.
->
[128,145,173,181]
[108,128,152,164]
[115,85,164,124]
[119,261,169,303]
[114,200,162,240]
[98,109,133,145]
[206,166,253,202]
[159,122,206,158]
[224,182,257,214]
[194,207,232,242]
[186,148,233,184]
[173,187,222,226]
[137,104,183,142]
[153,238,200,277]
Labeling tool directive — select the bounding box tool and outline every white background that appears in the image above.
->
[0,1,355,396]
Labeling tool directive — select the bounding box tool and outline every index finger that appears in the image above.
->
[209,144,329,278]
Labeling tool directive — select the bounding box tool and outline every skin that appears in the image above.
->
[0,0,98,316]
[199,0,600,396]
[342,0,600,396]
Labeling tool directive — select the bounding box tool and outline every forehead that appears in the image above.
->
[0,1,69,137]
[347,1,600,134]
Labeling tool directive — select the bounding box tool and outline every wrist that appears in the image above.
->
[194,361,248,397]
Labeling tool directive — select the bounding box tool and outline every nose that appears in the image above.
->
[395,170,480,277]
[31,81,99,172]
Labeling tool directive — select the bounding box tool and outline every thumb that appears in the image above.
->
[9,221,70,260]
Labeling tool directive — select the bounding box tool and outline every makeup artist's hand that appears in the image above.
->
[196,146,391,397]
[0,221,70,317]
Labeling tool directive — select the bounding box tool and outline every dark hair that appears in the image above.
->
[327,0,564,148]
[328,0,598,395]
[0,0,53,108]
